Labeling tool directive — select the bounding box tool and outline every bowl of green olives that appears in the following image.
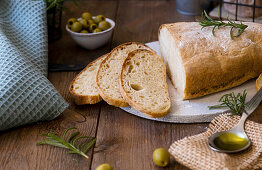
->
[66,13,115,50]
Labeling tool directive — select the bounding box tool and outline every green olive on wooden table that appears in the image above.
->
[94,14,106,24]
[98,21,111,31]
[82,12,92,20]
[67,18,77,28]
[71,21,82,32]
[152,148,170,167]
[95,163,113,170]
[79,19,89,29]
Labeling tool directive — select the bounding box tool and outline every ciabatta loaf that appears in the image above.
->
[69,54,106,105]
[256,73,262,91]
[96,42,154,107]
[159,22,262,99]
[120,49,170,117]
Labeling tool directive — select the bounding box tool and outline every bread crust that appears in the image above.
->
[96,42,153,107]
[159,22,262,99]
[120,49,170,118]
[256,73,262,91]
[69,54,107,105]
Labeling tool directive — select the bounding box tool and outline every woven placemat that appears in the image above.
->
[169,114,262,169]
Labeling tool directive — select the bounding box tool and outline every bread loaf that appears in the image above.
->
[159,22,262,99]
[120,49,170,117]
[256,73,262,91]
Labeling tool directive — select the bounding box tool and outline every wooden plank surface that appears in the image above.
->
[1,0,262,170]
[0,1,117,170]
[91,1,203,170]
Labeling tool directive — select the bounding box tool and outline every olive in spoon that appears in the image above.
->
[208,88,262,153]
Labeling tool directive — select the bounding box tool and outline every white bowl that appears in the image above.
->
[66,18,115,50]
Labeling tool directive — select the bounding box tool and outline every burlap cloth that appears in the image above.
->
[169,114,262,170]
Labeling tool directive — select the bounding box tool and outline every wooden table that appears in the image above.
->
[1,0,262,169]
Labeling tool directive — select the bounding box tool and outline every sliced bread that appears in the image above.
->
[96,42,154,107]
[120,49,170,117]
[69,54,107,105]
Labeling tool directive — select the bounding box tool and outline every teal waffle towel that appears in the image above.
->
[0,0,69,131]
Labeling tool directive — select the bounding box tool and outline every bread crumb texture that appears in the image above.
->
[97,42,153,106]
[72,57,104,95]
[121,49,170,117]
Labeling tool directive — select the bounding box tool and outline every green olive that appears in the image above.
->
[87,19,95,25]
[152,148,170,167]
[67,18,77,28]
[71,21,82,32]
[89,23,97,32]
[82,12,92,20]
[94,15,106,24]
[79,19,89,29]
[98,21,111,31]
[80,30,89,33]
[93,28,102,33]
[95,163,113,170]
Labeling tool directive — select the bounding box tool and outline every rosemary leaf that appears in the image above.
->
[197,10,248,39]
[83,138,96,153]
[67,151,78,154]
[78,137,93,149]
[209,90,247,116]
[37,127,96,159]
[63,127,77,139]
[73,136,89,146]
[37,140,68,149]
[68,132,80,142]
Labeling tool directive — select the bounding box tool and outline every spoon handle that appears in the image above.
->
[245,87,262,114]
[234,87,262,132]
[233,112,249,132]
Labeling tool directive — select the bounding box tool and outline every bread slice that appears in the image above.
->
[256,73,262,91]
[96,42,154,107]
[120,49,170,117]
[69,54,107,105]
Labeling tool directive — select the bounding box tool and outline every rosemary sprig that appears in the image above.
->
[208,90,248,116]
[197,11,248,39]
[37,127,96,159]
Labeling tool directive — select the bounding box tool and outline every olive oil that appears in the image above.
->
[213,133,248,151]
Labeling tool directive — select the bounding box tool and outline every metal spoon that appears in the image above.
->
[208,88,262,153]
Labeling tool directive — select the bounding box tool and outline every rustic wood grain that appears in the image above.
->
[0,1,117,170]
[111,0,195,46]
[91,1,206,170]
[1,0,262,170]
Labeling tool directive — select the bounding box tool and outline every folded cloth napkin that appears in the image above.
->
[0,0,68,131]
[169,114,262,170]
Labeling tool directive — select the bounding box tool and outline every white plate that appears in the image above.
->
[120,41,257,123]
